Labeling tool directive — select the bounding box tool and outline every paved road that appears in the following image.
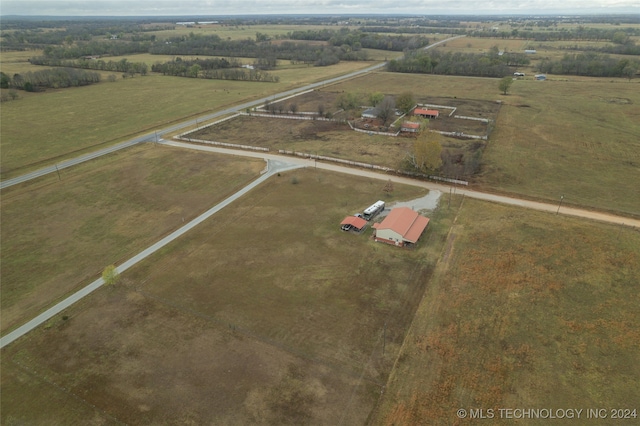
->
[0,159,303,349]
[0,35,463,190]
[0,64,384,190]
[161,140,640,229]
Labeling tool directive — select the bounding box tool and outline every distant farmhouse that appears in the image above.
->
[373,207,430,247]
[413,108,439,119]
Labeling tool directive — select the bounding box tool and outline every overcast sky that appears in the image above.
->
[1,0,638,16]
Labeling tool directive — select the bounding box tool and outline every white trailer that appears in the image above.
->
[363,200,385,220]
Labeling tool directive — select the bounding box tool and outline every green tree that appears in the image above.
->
[0,72,10,89]
[499,76,513,95]
[395,91,415,114]
[102,265,120,287]
[412,131,443,172]
[369,91,384,107]
[188,64,201,78]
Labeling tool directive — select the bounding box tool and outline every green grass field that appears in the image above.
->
[327,72,640,215]
[0,144,264,334]
[371,198,640,425]
[0,56,379,177]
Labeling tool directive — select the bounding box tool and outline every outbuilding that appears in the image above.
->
[372,207,429,247]
[401,122,421,133]
[413,108,439,119]
[340,216,368,232]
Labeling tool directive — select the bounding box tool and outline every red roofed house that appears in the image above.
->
[413,108,439,119]
[372,207,430,246]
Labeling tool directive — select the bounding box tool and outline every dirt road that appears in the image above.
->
[162,140,640,229]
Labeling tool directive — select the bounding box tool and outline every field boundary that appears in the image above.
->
[277,149,469,186]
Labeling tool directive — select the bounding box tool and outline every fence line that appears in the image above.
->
[277,150,468,186]
[418,103,457,117]
[177,113,241,139]
[434,130,487,140]
[454,115,490,123]
[177,137,269,152]
[347,120,400,137]
[241,112,335,122]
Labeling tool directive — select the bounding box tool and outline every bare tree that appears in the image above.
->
[375,96,396,125]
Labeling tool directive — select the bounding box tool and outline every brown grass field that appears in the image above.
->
[371,198,640,425]
[0,144,264,334]
[0,167,457,425]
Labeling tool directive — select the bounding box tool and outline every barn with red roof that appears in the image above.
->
[372,207,430,246]
[413,108,439,119]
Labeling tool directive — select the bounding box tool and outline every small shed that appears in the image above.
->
[340,216,368,232]
[413,108,439,119]
[401,122,421,133]
[372,207,429,247]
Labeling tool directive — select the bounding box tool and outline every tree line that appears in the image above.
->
[1,68,101,92]
[151,58,279,82]
[30,56,149,75]
[148,34,368,65]
[387,50,515,78]
[470,26,640,42]
[283,28,430,52]
[537,53,639,78]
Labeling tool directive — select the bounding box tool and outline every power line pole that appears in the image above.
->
[556,195,564,215]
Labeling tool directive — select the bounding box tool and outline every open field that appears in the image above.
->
[326,72,640,215]
[147,23,360,41]
[0,167,456,424]
[482,77,640,216]
[0,56,378,178]
[0,50,45,75]
[371,198,640,425]
[0,144,264,334]
[190,114,415,169]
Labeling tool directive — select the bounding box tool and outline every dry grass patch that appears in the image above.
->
[0,144,264,334]
[371,199,640,425]
[1,168,456,425]
[190,115,416,169]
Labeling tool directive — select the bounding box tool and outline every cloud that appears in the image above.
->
[1,0,638,16]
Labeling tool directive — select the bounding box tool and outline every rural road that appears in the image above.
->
[0,35,463,189]
[0,159,304,349]
[161,140,640,229]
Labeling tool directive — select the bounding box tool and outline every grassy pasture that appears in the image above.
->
[483,77,640,216]
[0,144,264,334]
[371,198,640,425]
[0,58,377,177]
[147,23,358,41]
[438,37,530,53]
[326,72,640,215]
[1,167,455,424]
[0,50,44,75]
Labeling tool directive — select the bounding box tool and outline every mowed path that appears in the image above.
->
[162,140,640,229]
